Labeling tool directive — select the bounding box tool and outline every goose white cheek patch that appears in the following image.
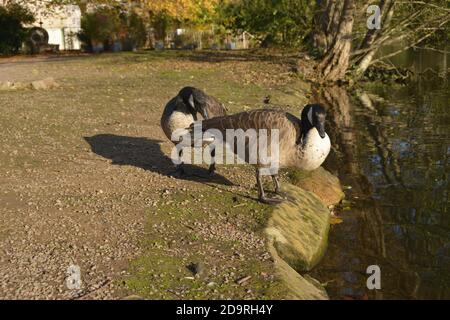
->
[307,107,314,125]
[188,94,195,109]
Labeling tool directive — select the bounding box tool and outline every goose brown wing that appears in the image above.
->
[191,109,302,166]
[199,109,296,130]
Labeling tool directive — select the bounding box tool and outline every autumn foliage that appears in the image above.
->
[139,0,218,24]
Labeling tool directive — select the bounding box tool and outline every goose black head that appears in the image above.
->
[301,104,327,139]
[178,87,209,119]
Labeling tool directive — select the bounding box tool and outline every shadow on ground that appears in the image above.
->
[84,134,233,186]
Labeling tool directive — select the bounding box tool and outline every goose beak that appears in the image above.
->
[316,123,326,139]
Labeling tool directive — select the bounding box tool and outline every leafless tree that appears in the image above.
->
[313,0,450,82]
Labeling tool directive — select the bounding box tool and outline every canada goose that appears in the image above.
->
[161,87,227,175]
[191,104,331,204]
[178,86,228,120]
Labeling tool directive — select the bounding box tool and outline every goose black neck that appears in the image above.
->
[300,117,313,143]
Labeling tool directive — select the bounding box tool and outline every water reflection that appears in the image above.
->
[309,51,449,299]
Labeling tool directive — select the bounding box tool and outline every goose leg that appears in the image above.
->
[271,174,281,194]
[172,148,185,177]
[208,163,216,176]
[175,163,185,176]
[256,169,282,205]
[271,174,294,201]
[208,148,216,176]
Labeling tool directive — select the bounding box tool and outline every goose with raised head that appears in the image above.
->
[161,87,227,175]
[191,104,331,204]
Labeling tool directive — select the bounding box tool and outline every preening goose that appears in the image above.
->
[160,87,227,175]
[178,86,228,120]
[191,104,331,204]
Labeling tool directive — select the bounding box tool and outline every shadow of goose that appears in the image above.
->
[84,134,233,186]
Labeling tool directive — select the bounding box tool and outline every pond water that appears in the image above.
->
[310,47,449,299]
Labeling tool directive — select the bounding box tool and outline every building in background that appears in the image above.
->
[0,0,82,51]
[31,3,82,51]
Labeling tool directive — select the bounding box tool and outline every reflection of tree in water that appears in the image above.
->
[309,84,449,299]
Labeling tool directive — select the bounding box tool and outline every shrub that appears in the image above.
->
[123,12,147,50]
[151,11,172,42]
[216,0,315,47]
[173,31,198,49]
[78,7,121,52]
[0,3,35,54]
[78,7,147,52]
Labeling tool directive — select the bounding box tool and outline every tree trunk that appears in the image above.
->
[317,0,355,82]
[312,0,344,55]
[353,0,396,76]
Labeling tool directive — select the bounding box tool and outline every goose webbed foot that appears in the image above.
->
[259,195,284,205]
[271,176,296,202]
[256,170,285,205]
[273,191,296,203]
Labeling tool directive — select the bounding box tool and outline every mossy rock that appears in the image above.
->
[266,183,330,272]
[288,167,345,207]
[268,241,328,300]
